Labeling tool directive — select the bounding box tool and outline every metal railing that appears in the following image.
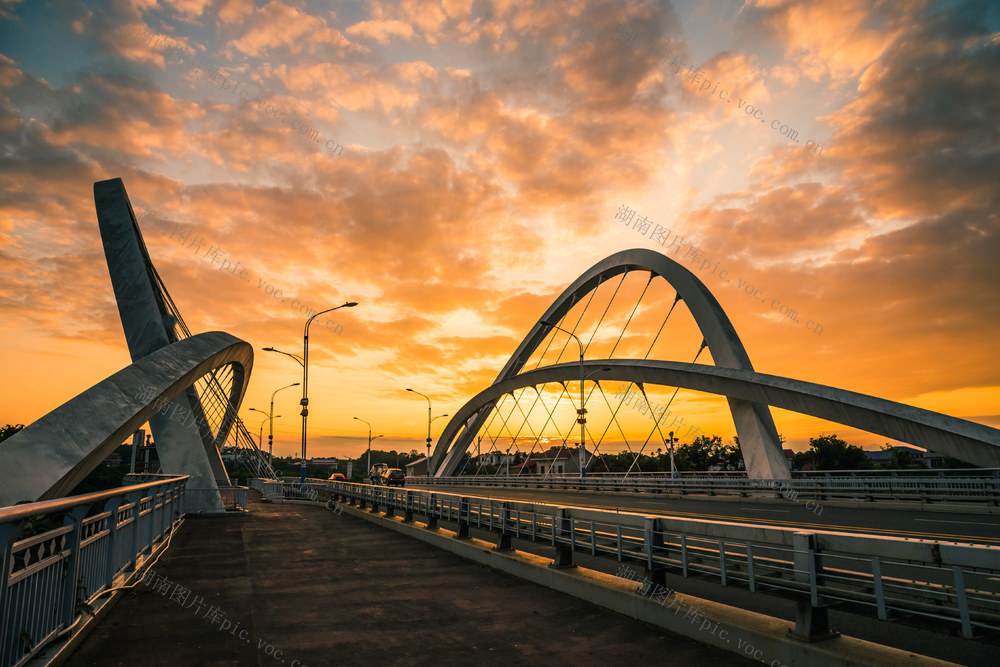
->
[0,476,188,667]
[124,474,247,512]
[270,480,1000,640]
[217,486,249,511]
[405,473,1000,504]
[249,478,285,502]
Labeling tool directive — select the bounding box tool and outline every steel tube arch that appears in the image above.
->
[0,331,252,507]
[437,359,1000,472]
[436,248,788,478]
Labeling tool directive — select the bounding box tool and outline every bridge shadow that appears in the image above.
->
[65,493,752,666]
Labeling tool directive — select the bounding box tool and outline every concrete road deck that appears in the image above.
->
[66,495,752,666]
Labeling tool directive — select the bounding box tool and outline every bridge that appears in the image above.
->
[1,179,998,666]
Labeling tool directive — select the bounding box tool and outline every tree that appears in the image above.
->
[0,424,25,443]
[880,444,922,469]
[794,434,871,471]
[673,435,743,471]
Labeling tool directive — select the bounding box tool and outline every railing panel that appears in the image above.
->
[0,476,189,667]
[405,474,1000,504]
[317,480,1000,637]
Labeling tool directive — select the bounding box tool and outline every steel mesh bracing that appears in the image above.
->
[467,270,710,478]
[135,213,276,480]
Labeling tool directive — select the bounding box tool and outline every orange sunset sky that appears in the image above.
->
[1,0,998,463]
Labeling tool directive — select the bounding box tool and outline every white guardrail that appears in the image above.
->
[0,476,189,667]
[404,473,1000,505]
[256,479,1000,640]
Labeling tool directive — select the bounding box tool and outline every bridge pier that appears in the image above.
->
[495,502,513,551]
[644,566,667,591]
[403,491,414,522]
[456,497,470,538]
[550,508,576,569]
[790,532,840,642]
[425,493,438,529]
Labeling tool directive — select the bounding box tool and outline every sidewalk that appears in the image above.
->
[66,494,751,666]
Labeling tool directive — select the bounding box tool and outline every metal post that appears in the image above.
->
[270,382,298,472]
[297,302,357,484]
[59,506,90,628]
[578,346,586,480]
[300,320,310,484]
[791,532,839,641]
[669,431,677,478]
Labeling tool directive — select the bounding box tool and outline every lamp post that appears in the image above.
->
[669,431,678,478]
[250,408,268,449]
[581,366,612,477]
[266,382,299,469]
[249,411,270,449]
[430,413,448,474]
[540,320,590,479]
[267,301,358,485]
[249,411,276,477]
[406,389,433,477]
[353,417,383,478]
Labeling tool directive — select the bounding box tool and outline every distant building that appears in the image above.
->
[405,457,429,477]
[527,446,581,475]
[864,444,940,467]
[472,451,514,467]
[783,449,794,470]
[104,452,123,467]
[309,458,341,468]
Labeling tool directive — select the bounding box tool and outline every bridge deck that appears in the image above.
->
[66,494,751,666]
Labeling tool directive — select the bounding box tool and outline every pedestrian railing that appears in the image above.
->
[125,474,246,513]
[271,479,1000,640]
[0,476,188,667]
[217,486,249,511]
[405,474,1000,504]
[249,478,288,502]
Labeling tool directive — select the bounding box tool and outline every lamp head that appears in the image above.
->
[263,347,276,351]
[344,302,358,307]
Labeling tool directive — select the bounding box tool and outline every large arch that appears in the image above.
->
[95,177,235,492]
[435,248,790,478]
[0,332,252,510]
[436,359,1000,473]
[433,248,1000,477]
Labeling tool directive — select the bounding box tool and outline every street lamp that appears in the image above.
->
[353,417,383,478]
[668,431,678,478]
[265,301,358,484]
[406,389,434,477]
[581,366,612,476]
[249,411,270,448]
[262,347,304,366]
[265,382,300,469]
[540,320,591,479]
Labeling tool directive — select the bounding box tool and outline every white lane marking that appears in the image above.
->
[913,519,998,527]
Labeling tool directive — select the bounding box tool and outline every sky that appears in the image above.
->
[1,0,998,463]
